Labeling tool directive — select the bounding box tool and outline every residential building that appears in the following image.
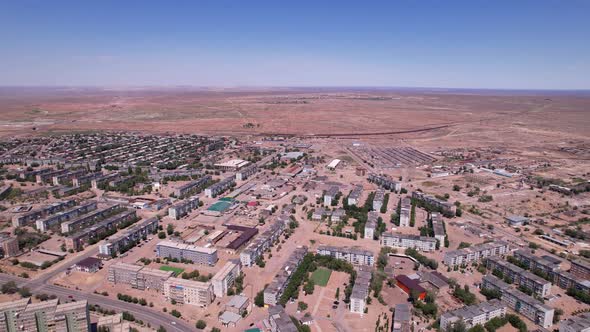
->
[323,186,339,207]
[173,175,211,197]
[350,267,372,314]
[236,164,257,181]
[373,189,385,211]
[560,312,590,332]
[412,191,454,216]
[393,303,411,332]
[168,196,199,220]
[512,250,561,279]
[54,301,91,332]
[368,173,401,192]
[156,240,218,265]
[98,216,159,256]
[348,185,363,206]
[440,299,506,331]
[0,234,19,258]
[108,262,173,292]
[364,212,378,240]
[400,197,411,227]
[481,275,554,328]
[268,305,298,332]
[381,233,437,252]
[204,176,235,198]
[443,241,510,267]
[264,247,308,306]
[60,204,123,234]
[571,260,590,280]
[431,212,446,244]
[486,256,552,297]
[317,245,374,266]
[12,199,76,227]
[211,261,241,297]
[0,298,30,332]
[163,278,214,307]
[505,215,529,227]
[3,298,91,332]
[36,201,98,232]
[331,208,346,222]
[240,218,285,266]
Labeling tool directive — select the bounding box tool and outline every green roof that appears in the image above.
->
[207,200,232,212]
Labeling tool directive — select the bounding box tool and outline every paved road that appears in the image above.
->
[0,273,195,332]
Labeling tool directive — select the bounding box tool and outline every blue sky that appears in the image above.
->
[1,1,589,89]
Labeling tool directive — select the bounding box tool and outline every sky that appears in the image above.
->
[0,1,589,89]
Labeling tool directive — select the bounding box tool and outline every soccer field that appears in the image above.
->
[159,265,185,276]
[311,267,332,286]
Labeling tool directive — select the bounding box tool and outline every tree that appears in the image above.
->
[18,287,31,298]
[166,224,174,235]
[1,281,18,294]
[303,280,315,295]
[298,301,308,311]
[255,290,265,307]
[195,320,207,329]
[158,231,166,239]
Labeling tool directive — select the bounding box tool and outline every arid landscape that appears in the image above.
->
[2,88,589,147]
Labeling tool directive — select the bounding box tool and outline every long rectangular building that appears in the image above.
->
[240,217,285,267]
[168,196,199,220]
[264,246,308,306]
[0,297,90,332]
[412,191,454,216]
[440,299,506,331]
[174,175,212,197]
[211,261,242,298]
[316,245,374,266]
[486,256,552,297]
[368,173,401,192]
[12,199,76,227]
[99,217,159,256]
[482,274,554,328]
[65,209,137,250]
[163,277,214,307]
[350,266,372,314]
[108,262,174,292]
[61,204,122,234]
[204,176,235,198]
[36,201,98,232]
[156,240,218,266]
[381,233,437,252]
[443,240,509,267]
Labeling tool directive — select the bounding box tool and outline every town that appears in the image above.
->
[0,131,588,332]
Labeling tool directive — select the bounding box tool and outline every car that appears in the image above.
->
[171,322,176,325]
[68,295,73,299]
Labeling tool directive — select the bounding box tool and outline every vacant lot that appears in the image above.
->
[310,267,332,287]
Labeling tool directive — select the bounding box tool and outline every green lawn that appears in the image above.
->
[310,267,332,286]
[159,265,185,276]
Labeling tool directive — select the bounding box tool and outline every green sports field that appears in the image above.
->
[310,267,332,286]
[159,265,185,276]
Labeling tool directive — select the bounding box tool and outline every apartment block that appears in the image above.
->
[2,298,90,332]
[54,301,91,332]
[163,278,214,307]
[512,249,562,278]
[65,209,137,251]
[36,201,98,232]
[560,312,590,332]
[240,218,285,266]
[108,262,173,292]
[264,247,308,306]
[204,176,235,198]
[61,204,123,234]
[364,212,378,240]
[400,197,411,227]
[486,256,552,297]
[373,189,385,212]
[316,245,374,266]
[412,191,454,215]
[381,233,437,252]
[98,217,158,256]
[570,260,590,280]
[174,175,212,197]
[368,173,401,192]
[0,234,19,258]
[168,196,199,220]
[482,274,554,328]
[393,303,411,332]
[431,212,446,244]
[211,261,242,298]
[440,299,506,331]
[12,199,76,227]
[350,267,372,314]
[347,185,363,206]
[443,240,509,267]
[235,164,257,181]
[91,173,120,189]
[156,240,218,265]
[323,186,339,207]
